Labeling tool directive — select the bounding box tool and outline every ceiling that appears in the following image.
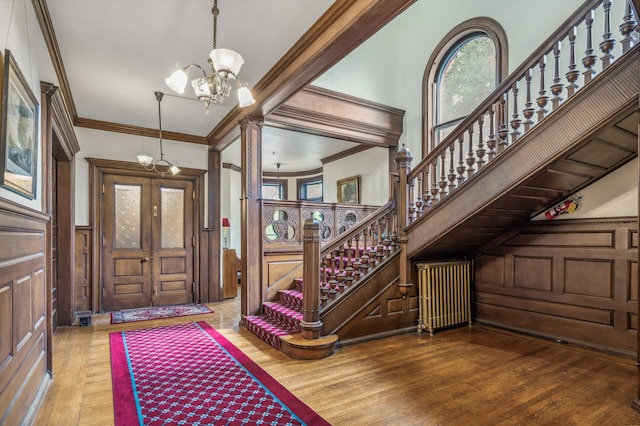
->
[45,0,365,172]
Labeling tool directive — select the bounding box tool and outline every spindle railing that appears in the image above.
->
[406,0,638,226]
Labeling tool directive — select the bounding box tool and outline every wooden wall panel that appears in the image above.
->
[564,259,613,298]
[475,254,504,286]
[74,227,92,312]
[513,256,552,291]
[475,218,637,354]
[0,201,48,425]
[0,284,11,369]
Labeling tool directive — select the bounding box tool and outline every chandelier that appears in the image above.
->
[137,92,180,177]
[165,0,255,112]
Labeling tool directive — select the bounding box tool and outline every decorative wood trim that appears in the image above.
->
[51,89,80,158]
[31,0,77,121]
[321,145,372,165]
[74,117,208,145]
[225,162,325,178]
[266,86,405,147]
[87,158,205,312]
[208,0,416,150]
[422,17,509,156]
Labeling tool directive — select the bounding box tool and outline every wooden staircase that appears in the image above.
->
[243,0,639,358]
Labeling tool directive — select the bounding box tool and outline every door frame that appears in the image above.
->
[87,158,205,313]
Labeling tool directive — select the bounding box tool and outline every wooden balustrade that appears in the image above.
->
[262,199,379,248]
[406,0,638,226]
[318,203,399,308]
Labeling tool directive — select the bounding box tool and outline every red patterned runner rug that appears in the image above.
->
[109,321,330,425]
[110,304,213,324]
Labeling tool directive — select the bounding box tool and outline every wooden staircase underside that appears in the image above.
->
[407,50,639,261]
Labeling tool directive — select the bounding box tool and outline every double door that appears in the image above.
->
[102,174,194,311]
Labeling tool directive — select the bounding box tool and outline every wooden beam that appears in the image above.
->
[74,117,208,145]
[208,0,416,151]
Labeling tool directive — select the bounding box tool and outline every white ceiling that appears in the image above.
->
[46,0,360,172]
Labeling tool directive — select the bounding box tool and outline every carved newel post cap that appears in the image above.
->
[397,282,413,298]
[395,143,413,167]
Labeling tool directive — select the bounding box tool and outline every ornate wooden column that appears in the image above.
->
[300,217,322,339]
[394,145,413,297]
[239,116,263,316]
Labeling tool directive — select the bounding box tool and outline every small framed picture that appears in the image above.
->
[0,50,39,199]
[337,175,360,204]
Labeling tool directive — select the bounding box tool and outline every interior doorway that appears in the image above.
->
[101,173,195,311]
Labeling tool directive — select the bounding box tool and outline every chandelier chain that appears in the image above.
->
[212,0,218,50]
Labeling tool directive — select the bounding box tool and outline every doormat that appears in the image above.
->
[110,321,330,425]
[110,303,213,324]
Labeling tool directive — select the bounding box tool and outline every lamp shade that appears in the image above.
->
[137,154,153,166]
[237,86,255,107]
[222,218,230,228]
[166,69,188,94]
[210,48,244,78]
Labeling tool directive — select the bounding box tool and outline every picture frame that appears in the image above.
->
[337,175,360,204]
[0,50,39,199]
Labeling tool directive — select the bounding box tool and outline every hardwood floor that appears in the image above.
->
[33,296,640,425]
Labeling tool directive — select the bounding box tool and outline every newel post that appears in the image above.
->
[394,145,413,297]
[300,216,323,339]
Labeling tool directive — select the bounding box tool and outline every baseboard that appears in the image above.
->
[336,326,416,347]
[23,373,51,425]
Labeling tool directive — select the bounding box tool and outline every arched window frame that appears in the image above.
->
[422,18,509,156]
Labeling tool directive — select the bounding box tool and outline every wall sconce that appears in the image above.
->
[222,217,230,248]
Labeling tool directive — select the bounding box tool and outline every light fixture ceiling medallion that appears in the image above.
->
[137,91,180,177]
[165,0,255,111]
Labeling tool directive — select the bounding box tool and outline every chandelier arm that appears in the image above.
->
[184,63,208,78]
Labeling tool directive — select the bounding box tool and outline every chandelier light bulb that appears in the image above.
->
[237,86,255,107]
[165,68,188,94]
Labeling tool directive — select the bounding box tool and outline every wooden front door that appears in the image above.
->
[102,174,194,311]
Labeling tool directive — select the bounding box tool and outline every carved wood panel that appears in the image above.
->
[475,218,637,354]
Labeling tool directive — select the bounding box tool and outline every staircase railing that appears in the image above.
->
[299,173,402,339]
[404,0,638,228]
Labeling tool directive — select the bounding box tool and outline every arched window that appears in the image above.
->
[423,18,508,155]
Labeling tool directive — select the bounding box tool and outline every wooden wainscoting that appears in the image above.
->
[74,226,92,315]
[474,217,637,354]
[0,201,49,425]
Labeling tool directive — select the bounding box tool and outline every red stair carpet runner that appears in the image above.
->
[109,321,329,425]
[110,303,212,324]
[243,279,304,350]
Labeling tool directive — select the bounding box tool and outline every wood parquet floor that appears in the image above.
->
[32,296,640,426]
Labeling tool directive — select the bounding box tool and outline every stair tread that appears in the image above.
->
[263,302,303,320]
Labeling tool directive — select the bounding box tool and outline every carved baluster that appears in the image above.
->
[368,226,377,268]
[447,142,457,192]
[360,230,370,273]
[321,255,330,306]
[390,214,398,249]
[456,134,466,185]
[550,41,564,109]
[523,69,535,132]
[566,27,580,97]
[510,81,522,141]
[466,125,476,178]
[497,93,509,152]
[376,218,385,262]
[345,238,354,286]
[620,2,637,53]
[422,169,431,208]
[599,0,616,68]
[415,173,423,214]
[438,151,447,198]
[582,9,598,84]
[337,246,346,292]
[382,216,392,256]
[328,253,338,299]
[487,106,497,161]
[352,232,362,280]
[476,113,486,170]
[408,178,416,223]
[536,55,549,121]
[430,161,439,204]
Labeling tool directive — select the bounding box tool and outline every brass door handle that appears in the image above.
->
[141,257,150,263]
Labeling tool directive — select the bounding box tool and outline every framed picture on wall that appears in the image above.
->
[337,175,360,204]
[0,49,39,199]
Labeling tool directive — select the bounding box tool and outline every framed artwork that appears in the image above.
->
[337,175,360,204]
[0,50,39,199]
